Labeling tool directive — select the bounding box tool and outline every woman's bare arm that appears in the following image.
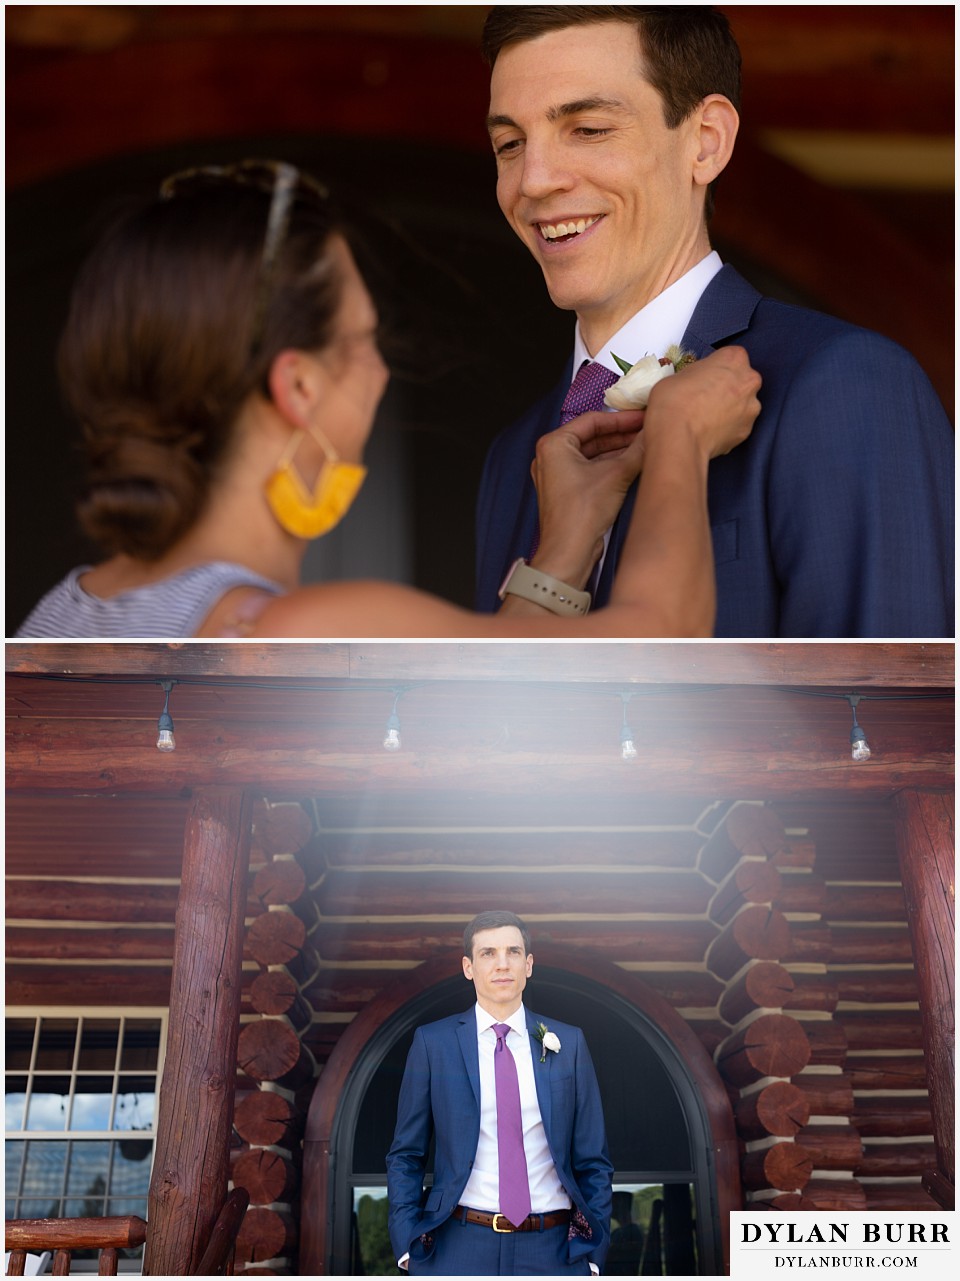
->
[245,348,760,639]
[495,409,645,616]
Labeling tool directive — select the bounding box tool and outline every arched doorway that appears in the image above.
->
[302,949,739,1275]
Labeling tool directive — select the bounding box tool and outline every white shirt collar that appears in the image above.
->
[475,1001,527,1037]
[573,250,723,375]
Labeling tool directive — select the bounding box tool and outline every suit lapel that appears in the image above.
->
[598,266,763,603]
[456,1011,482,1110]
[520,370,570,551]
[681,263,761,354]
[526,1010,552,1134]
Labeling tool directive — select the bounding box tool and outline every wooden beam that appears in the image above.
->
[316,868,712,917]
[5,642,954,687]
[5,28,494,190]
[4,794,190,877]
[726,5,954,133]
[313,919,718,965]
[315,829,703,869]
[893,790,955,1209]
[6,723,951,797]
[5,10,952,191]
[5,925,176,960]
[714,133,954,413]
[6,964,173,1008]
[144,787,252,1276]
[6,881,180,923]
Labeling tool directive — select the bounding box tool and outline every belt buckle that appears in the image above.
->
[492,1214,514,1233]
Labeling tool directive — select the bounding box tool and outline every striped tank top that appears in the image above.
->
[15,562,283,638]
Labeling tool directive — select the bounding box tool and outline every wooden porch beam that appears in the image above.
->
[5,641,953,687]
[143,787,252,1276]
[5,10,952,197]
[892,790,955,1210]
[5,724,952,798]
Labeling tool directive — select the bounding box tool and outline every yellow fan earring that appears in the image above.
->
[264,421,367,539]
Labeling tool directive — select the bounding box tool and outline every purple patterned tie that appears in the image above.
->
[529,361,620,556]
[493,1023,532,1228]
[560,359,619,425]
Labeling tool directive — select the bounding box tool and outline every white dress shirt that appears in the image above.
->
[573,250,723,374]
[460,1001,570,1214]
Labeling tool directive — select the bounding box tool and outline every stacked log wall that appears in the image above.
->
[705,803,935,1213]
[6,793,937,1239]
[293,798,933,1220]
[231,800,323,1277]
[298,816,728,1071]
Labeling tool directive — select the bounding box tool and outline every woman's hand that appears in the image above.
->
[644,346,761,461]
[528,408,646,589]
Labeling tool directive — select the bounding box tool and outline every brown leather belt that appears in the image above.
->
[454,1206,571,1234]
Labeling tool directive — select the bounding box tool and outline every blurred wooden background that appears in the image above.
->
[6,5,953,628]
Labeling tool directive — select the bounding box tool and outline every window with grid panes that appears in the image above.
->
[5,1011,166,1265]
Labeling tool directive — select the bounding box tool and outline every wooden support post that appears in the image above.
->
[143,787,252,1276]
[893,789,955,1209]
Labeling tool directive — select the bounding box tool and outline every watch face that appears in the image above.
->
[498,557,527,600]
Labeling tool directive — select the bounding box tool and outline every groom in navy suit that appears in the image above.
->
[475,7,953,638]
[387,911,612,1275]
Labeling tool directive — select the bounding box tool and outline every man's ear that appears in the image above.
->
[525,953,534,978]
[462,955,474,981]
[692,94,739,188]
[267,349,325,431]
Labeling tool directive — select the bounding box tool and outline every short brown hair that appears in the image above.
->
[482,6,742,127]
[463,911,532,959]
[61,164,341,560]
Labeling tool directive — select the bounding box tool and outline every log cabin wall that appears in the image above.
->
[259,801,935,1268]
[6,791,937,1275]
[6,789,939,1275]
[706,806,933,1215]
[7,643,952,1273]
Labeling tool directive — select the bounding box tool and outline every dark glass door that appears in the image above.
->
[331,967,721,1275]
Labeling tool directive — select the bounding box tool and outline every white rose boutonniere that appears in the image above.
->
[603,345,697,410]
[533,1022,561,1063]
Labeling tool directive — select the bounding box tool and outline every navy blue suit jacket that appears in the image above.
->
[386,1007,613,1270]
[475,266,954,637]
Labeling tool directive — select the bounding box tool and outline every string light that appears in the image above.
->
[156,680,177,752]
[383,691,402,752]
[10,672,951,762]
[846,693,871,762]
[619,694,638,761]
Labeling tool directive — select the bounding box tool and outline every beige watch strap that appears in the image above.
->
[499,560,591,616]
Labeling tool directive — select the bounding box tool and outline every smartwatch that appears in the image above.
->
[497,558,591,616]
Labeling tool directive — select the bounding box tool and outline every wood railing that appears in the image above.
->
[5,1216,145,1276]
[5,1188,249,1276]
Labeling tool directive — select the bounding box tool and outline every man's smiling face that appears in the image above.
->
[488,21,714,353]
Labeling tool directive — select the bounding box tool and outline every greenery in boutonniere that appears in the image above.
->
[533,1022,561,1063]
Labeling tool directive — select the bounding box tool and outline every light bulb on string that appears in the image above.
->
[620,694,638,761]
[846,693,871,762]
[383,691,402,752]
[156,680,177,753]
